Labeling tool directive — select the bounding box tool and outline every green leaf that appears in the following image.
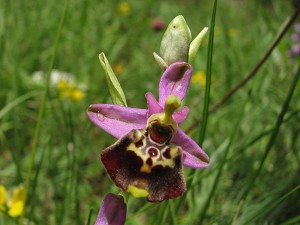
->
[99,52,127,106]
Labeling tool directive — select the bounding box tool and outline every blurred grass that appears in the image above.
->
[1,0,300,224]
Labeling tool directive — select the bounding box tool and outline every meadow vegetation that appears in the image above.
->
[0,0,299,224]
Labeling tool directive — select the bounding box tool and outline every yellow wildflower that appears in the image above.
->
[0,185,7,208]
[191,71,206,88]
[117,1,131,16]
[57,79,85,102]
[8,186,24,217]
[8,201,24,217]
[70,89,85,101]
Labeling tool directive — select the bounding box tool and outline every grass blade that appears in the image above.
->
[244,185,300,225]
[85,208,94,225]
[0,91,38,119]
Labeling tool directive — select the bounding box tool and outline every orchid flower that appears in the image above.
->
[87,62,209,202]
[94,193,126,225]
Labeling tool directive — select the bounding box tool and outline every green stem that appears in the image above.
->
[197,0,217,146]
[20,0,69,223]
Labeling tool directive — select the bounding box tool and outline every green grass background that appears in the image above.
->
[1,0,300,224]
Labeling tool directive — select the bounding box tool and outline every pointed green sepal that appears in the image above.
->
[99,52,127,106]
[189,27,208,63]
[160,15,191,65]
[153,52,168,70]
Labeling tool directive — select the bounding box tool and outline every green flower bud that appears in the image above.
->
[160,15,191,65]
[154,15,208,68]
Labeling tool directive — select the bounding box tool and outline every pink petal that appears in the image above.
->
[173,129,209,168]
[182,151,209,168]
[87,104,147,139]
[94,193,126,225]
[159,62,192,107]
[146,92,162,117]
[173,106,189,124]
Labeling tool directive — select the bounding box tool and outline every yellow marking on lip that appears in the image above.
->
[128,141,180,173]
[127,185,149,198]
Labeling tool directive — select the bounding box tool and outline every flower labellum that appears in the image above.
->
[101,95,186,202]
[94,193,126,225]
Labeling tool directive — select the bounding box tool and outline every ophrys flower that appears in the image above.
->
[87,62,209,202]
